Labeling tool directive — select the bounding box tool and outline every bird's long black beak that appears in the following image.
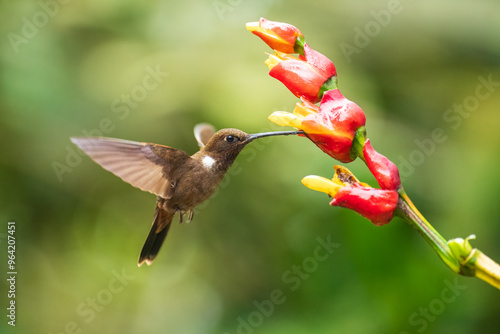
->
[247,130,304,142]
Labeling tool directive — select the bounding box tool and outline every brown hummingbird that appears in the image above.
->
[71,124,302,266]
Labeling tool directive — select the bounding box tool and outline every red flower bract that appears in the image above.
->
[300,43,336,82]
[363,139,401,190]
[247,18,304,54]
[268,44,336,103]
[300,89,366,162]
[330,185,398,226]
[269,60,325,103]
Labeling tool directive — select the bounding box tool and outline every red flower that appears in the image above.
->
[302,166,398,226]
[363,139,401,190]
[331,186,398,226]
[269,89,365,162]
[266,43,336,103]
[301,89,366,162]
[246,17,304,54]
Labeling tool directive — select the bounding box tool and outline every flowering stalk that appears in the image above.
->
[247,18,500,290]
[395,189,460,273]
[397,189,500,288]
[448,236,500,288]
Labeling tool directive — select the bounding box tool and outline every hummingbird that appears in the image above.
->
[71,124,302,266]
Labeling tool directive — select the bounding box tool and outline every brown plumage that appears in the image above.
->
[71,125,301,266]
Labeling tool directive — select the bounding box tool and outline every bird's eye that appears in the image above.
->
[225,135,237,143]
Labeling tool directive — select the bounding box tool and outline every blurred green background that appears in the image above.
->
[1,0,500,333]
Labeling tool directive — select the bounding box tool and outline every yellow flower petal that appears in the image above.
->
[264,51,299,71]
[301,175,341,197]
[274,50,298,61]
[293,102,317,117]
[332,165,370,187]
[264,53,281,70]
[245,22,259,32]
[268,111,303,128]
[245,23,292,51]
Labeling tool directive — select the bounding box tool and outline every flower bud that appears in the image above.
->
[266,43,336,103]
[363,139,401,190]
[246,17,304,54]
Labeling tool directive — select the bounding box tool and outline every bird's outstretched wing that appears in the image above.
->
[71,137,191,199]
[193,123,215,148]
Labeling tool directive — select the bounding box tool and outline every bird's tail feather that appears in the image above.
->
[138,201,175,267]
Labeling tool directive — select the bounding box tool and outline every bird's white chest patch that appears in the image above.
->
[202,155,216,169]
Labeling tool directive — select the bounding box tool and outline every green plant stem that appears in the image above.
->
[350,125,500,288]
[396,189,460,273]
[396,188,500,289]
[469,251,500,289]
[350,129,456,268]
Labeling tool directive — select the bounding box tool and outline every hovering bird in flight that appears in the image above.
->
[71,124,301,266]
